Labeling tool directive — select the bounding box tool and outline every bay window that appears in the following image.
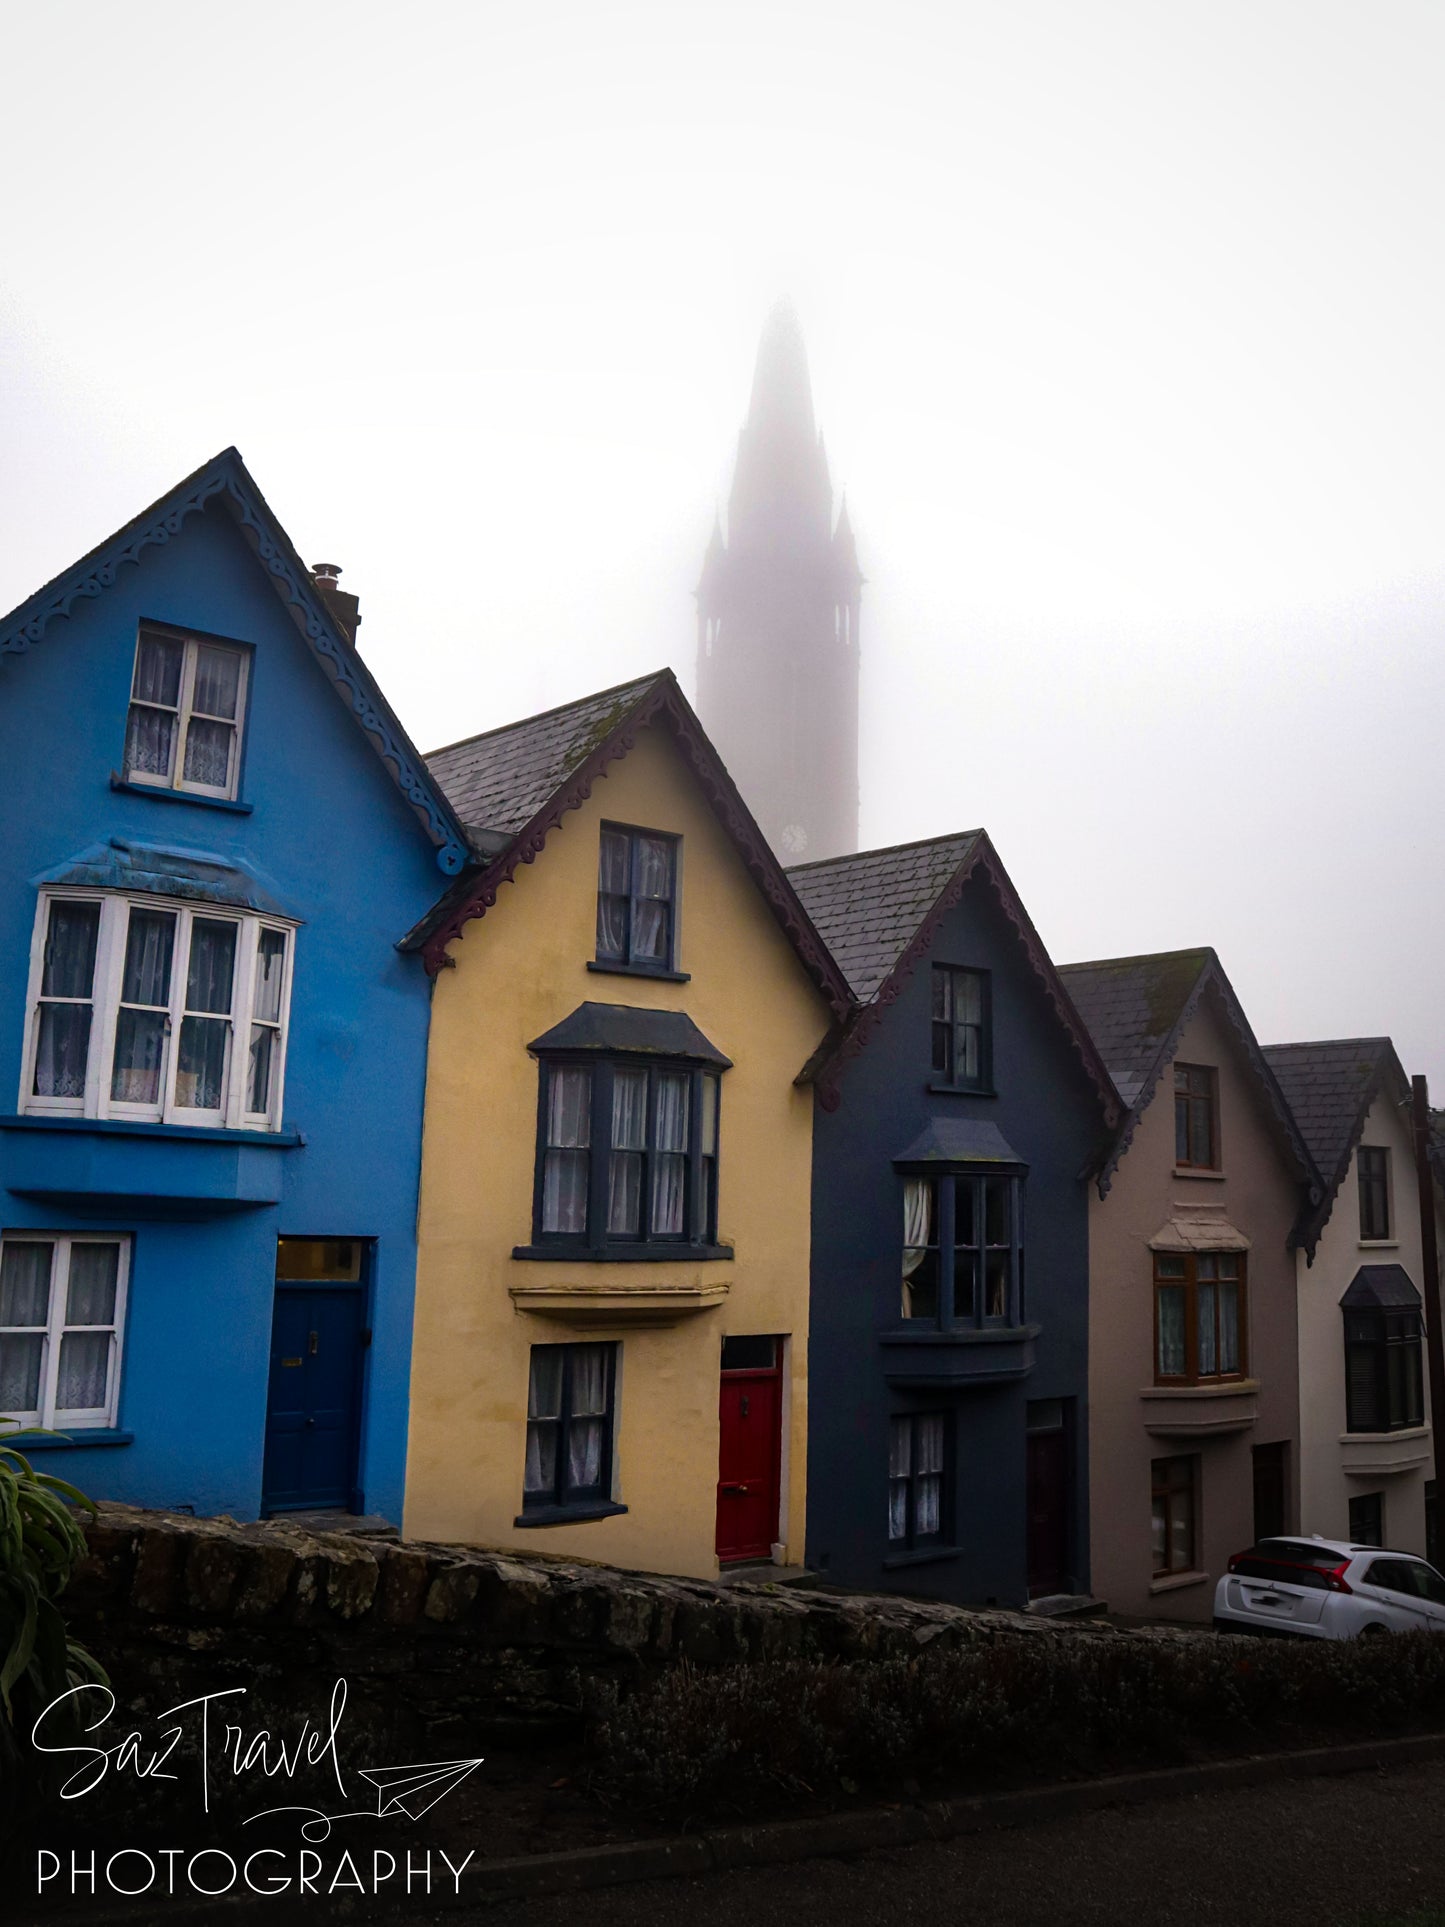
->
[0,1235,129,1430]
[1345,1308,1424,1433]
[22,892,294,1131]
[1153,1251,1246,1383]
[530,1057,723,1255]
[901,1170,1024,1325]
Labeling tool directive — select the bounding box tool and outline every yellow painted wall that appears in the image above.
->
[404,722,832,1578]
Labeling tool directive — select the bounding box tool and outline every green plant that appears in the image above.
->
[0,1427,108,1798]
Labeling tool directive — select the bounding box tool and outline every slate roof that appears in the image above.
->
[787,832,982,1004]
[1056,950,1213,1110]
[425,673,663,844]
[1259,1038,1404,1210]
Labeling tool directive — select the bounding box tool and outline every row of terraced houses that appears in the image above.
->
[2,447,1442,1623]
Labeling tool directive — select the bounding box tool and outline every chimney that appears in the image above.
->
[310,562,361,645]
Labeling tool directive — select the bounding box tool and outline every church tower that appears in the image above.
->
[695,304,862,863]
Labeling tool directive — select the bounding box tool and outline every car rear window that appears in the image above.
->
[1231,1555,1335,1590]
[1254,1540,1343,1564]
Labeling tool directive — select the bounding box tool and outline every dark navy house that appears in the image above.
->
[790,832,1118,1605]
[0,450,468,1521]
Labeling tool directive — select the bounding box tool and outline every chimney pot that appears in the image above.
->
[311,561,342,586]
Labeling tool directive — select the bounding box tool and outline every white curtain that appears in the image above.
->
[253,930,286,1024]
[56,1333,110,1413]
[192,644,241,719]
[607,1069,647,1235]
[524,1347,564,1494]
[38,901,99,1095]
[65,1244,118,1325]
[914,1415,945,1537]
[1218,1281,1239,1374]
[596,831,630,958]
[182,719,235,788]
[1,1242,52,1326]
[34,1007,92,1099]
[888,1417,910,1540]
[567,1347,608,1490]
[650,1071,688,1235]
[542,1067,591,1233]
[112,909,175,1102]
[901,1178,932,1317]
[124,706,176,777]
[631,837,671,961]
[186,920,237,1014]
[132,632,183,705]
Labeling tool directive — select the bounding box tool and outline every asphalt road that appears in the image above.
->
[466,1759,1445,1927]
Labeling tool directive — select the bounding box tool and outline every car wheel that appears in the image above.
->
[1358,1624,1390,1640]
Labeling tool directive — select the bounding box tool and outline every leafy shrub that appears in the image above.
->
[588,1631,1445,1818]
[0,1431,108,1806]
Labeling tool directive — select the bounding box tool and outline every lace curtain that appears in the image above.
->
[630,837,672,962]
[650,1071,689,1235]
[567,1346,608,1490]
[524,1347,564,1494]
[607,1069,648,1235]
[542,1067,591,1233]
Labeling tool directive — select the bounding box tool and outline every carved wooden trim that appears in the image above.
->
[0,452,469,876]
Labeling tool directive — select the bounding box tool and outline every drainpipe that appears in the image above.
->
[1411,1076,1445,1494]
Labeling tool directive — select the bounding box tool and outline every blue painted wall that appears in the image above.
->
[0,497,446,1520]
[807,876,1105,1605]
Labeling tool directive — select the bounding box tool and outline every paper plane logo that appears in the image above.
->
[356,1757,484,1822]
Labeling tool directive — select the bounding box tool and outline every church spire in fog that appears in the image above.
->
[695,306,861,863]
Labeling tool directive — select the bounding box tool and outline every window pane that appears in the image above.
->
[608,1151,643,1236]
[182,718,235,789]
[596,892,628,959]
[985,1251,1008,1319]
[33,1005,93,1099]
[253,930,286,1025]
[1175,1093,1189,1162]
[65,1244,118,1326]
[1217,1254,1239,1279]
[931,1020,952,1078]
[567,1417,604,1491]
[1156,1254,1186,1278]
[655,1073,689,1152]
[915,1473,942,1538]
[955,1181,977,1248]
[931,970,951,1023]
[176,1017,228,1110]
[133,632,183,705]
[1197,1283,1217,1376]
[187,920,237,1014]
[119,908,175,1007]
[984,1179,1009,1245]
[598,829,631,895]
[1189,1096,1211,1160]
[0,1243,52,1327]
[699,1076,719,1156]
[631,899,668,962]
[192,643,242,720]
[124,704,177,778]
[542,1149,589,1234]
[1347,1342,1381,1431]
[527,1347,564,1418]
[524,1419,557,1496]
[951,1246,976,1320]
[1197,1254,1218,1280]
[1151,1493,1167,1570]
[651,1154,686,1236]
[915,1413,945,1474]
[889,1416,911,1477]
[1157,1286,1186,1376]
[611,1069,647,1151]
[956,973,982,1027]
[41,900,100,1000]
[959,1022,981,1084]
[546,1066,591,1148]
[0,1335,44,1414]
[888,1476,909,1541]
[570,1346,609,1416]
[56,1332,110,1412]
[1170,1495,1192,1568]
[1218,1281,1239,1373]
[247,1024,276,1114]
[905,1249,940,1320]
[635,836,672,901]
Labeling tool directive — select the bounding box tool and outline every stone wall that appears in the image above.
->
[66,1504,1184,1758]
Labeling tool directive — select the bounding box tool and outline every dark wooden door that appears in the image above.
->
[262,1287,363,1512]
[1253,1442,1288,1543]
[1026,1428,1069,1597]
[716,1354,782,1564]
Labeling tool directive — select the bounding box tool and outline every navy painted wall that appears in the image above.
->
[807,875,1104,1605]
[0,499,446,1520]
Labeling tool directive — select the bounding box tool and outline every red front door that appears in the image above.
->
[716,1339,783,1564]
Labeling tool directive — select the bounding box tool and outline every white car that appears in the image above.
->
[1213,1535,1445,1640]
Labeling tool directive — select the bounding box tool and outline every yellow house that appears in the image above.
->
[402,671,849,1579]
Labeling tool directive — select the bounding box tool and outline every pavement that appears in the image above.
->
[459,1757,1445,1927]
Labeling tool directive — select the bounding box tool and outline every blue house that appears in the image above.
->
[790,831,1119,1605]
[0,450,469,1522]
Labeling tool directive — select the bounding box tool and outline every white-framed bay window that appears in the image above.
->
[21,891,295,1131]
[0,1234,129,1430]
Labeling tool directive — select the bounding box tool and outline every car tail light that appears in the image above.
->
[1320,1562,1353,1594]
[1226,1550,1353,1592]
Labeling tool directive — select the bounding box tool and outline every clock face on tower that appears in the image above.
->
[780,823,809,856]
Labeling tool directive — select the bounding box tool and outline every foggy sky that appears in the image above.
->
[4,2,1443,1084]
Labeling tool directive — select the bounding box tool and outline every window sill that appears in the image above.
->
[1358,1240,1400,1251]
[1172,1166,1226,1182]
[1149,1569,1210,1596]
[2,1114,301,1148]
[882,1544,960,1570]
[512,1243,733,1263]
[6,1428,134,1450]
[586,960,691,984]
[513,1501,628,1528]
[926,1082,997,1099]
[111,773,253,815]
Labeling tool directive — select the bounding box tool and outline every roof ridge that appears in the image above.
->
[1261,1037,1394,1053]
[424,670,669,761]
[1059,946,1215,973]
[787,827,983,874]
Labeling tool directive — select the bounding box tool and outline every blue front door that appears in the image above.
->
[262,1287,363,1512]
